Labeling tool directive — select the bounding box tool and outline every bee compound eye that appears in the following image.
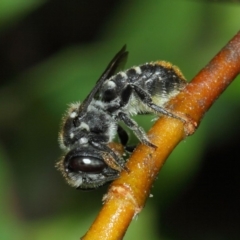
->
[67,156,107,174]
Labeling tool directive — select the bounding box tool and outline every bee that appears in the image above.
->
[56,45,187,190]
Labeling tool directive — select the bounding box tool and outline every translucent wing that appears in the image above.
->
[78,45,128,117]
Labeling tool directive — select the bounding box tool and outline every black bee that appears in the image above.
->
[56,45,187,190]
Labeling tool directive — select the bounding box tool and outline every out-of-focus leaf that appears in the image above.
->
[0,0,46,30]
[0,148,25,240]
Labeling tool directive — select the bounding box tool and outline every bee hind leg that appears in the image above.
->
[130,84,186,122]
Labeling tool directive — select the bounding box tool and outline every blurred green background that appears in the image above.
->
[0,0,240,239]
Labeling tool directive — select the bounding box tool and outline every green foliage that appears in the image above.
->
[0,0,46,29]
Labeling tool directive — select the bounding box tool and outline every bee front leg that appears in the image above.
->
[90,141,127,172]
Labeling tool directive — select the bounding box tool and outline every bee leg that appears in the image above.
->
[131,84,186,122]
[118,85,156,148]
[125,145,136,153]
[120,84,133,106]
[90,141,127,172]
[117,125,136,153]
[117,112,157,149]
[117,125,129,146]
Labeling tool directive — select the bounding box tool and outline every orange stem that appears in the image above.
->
[82,31,240,240]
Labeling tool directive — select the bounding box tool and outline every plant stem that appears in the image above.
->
[82,31,240,240]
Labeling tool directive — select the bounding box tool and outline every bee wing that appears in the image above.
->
[95,45,128,85]
[78,45,128,117]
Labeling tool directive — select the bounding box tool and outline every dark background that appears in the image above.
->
[0,1,240,239]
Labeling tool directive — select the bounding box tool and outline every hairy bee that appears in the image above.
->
[56,45,187,190]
